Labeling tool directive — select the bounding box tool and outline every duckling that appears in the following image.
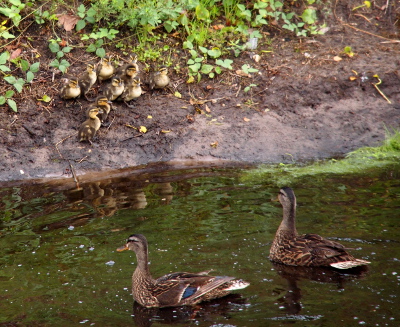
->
[104,77,124,101]
[78,107,103,145]
[116,64,138,84]
[148,66,170,91]
[86,96,112,123]
[115,53,139,77]
[120,77,142,108]
[78,63,97,101]
[60,77,81,100]
[96,56,114,82]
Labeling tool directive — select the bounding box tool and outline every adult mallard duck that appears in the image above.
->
[269,187,371,269]
[117,234,249,308]
[78,107,103,145]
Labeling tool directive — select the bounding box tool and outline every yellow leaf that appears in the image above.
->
[161,130,171,133]
[243,117,250,122]
[174,91,182,98]
[139,126,147,133]
[210,141,218,148]
[205,104,211,113]
[147,115,152,119]
[349,76,357,81]
[333,56,342,62]
[186,75,195,84]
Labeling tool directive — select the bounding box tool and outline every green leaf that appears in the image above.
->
[183,40,193,50]
[0,65,11,72]
[215,66,222,74]
[49,42,59,53]
[216,59,233,70]
[0,30,15,39]
[4,76,16,84]
[0,51,10,64]
[200,64,213,74]
[76,20,86,31]
[96,47,106,58]
[5,90,14,98]
[20,60,29,71]
[38,94,51,102]
[57,51,64,58]
[0,96,5,105]
[58,64,67,73]
[77,4,85,13]
[26,71,34,83]
[195,4,210,21]
[301,8,317,24]
[95,39,104,47]
[7,99,17,112]
[30,62,40,72]
[188,63,201,73]
[14,78,25,93]
[63,46,72,53]
[207,48,221,59]
[86,44,97,52]
[199,46,208,54]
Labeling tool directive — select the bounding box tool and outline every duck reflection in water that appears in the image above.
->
[132,294,248,327]
[271,263,368,315]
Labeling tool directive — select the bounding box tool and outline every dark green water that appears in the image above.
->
[0,164,399,326]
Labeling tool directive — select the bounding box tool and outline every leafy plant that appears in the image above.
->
[48,40,72,73]
[1,51,40,112]
[0,0,26,39]
[81,28,119,58]
[76,4,96,31]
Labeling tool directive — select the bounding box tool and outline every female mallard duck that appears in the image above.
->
[117,234,249,308]
[78,107,103,145]
[120,77,142,108]
[78,63,97,100]
[86,96,112,123]
[60,77,81,100]
[96,56,114,82]
[149,66,170,91]
[104,77,124,101]
[269,187,371,269]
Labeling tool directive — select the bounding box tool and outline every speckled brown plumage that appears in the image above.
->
[117,234,249,308]
[269,187,371,269]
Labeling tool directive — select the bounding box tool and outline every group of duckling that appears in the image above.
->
[60,54,170,145]
[117,187,371,309]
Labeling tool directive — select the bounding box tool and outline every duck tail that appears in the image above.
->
[330,259,371,269]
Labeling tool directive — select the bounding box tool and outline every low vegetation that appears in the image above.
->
[0,0,328,111]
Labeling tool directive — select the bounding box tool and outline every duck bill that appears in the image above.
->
[116,244,129,252]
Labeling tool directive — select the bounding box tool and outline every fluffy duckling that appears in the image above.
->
[104,77,124,101]
[86,96,112,123]
[116,64,138,84]
[115,53,139,77]
[149,66,170,91]
[96,56,114,82]
[120,77,142,108]
[78,63,97,100]
[78,107,103,145]
[60,77,81,100]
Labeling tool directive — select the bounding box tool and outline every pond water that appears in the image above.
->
[0,163,399,326]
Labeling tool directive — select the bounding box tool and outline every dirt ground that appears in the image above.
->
[1,1,400,182]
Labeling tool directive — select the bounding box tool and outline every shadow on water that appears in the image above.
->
[0,162,399,326]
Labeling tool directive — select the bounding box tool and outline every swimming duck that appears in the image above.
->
[269,187,371,269]
[60,77,81,100]
[78,107,103,145]
[148,66,170,91]
[96,56,114,82]
[86,96,112,123]
[120,77,142,108]
[104,77,124,101]
[78,63,97,100]
[117,234,249,308]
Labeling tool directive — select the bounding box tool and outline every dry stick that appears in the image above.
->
[342,23,396,41]
[55,133,81,188]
